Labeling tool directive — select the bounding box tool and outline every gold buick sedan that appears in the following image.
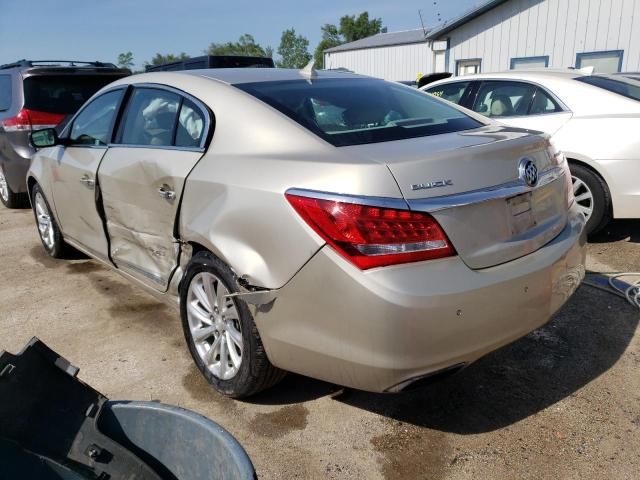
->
[27,67,586,398]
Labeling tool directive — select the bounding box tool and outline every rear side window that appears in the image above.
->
[23,75,124,114]
[426,82,470,104]
[576,75,640,102]
[0,75,11,111]
[120,88,181,146]
[70,89,123,146]
[529,89,562,115]
[236,78,482,147]
[472,81,538,117]
[175,99,205,147]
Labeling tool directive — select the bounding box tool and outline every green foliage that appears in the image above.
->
[148,52,190,66]
[116,51,134,70]
[313,12,385,68]
[339,12,385,43]
[207,34,272,57]
[276,28,311,69]
[314,24,342,68]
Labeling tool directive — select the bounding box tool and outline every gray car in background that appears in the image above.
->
[27,68,586,398]
[0,60,129,207]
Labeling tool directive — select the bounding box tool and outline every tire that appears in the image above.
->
[569,163,612,236]
[0,167,28,209]
[180,251,286,398]
[30,183,70,258]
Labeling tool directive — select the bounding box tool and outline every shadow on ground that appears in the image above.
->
[589,219,640,244]
[249,286,639,434]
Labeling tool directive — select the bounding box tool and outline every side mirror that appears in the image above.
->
[30,128,60,149]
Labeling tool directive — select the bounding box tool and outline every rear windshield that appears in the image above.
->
[235,78,483,147]
[23,75,125,114]
[576,75,640,102]
[0,75,11,111]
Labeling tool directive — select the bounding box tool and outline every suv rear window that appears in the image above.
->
[576,75,640,102]
[236,78,483,147]
[23,75,124,114]
[0,75,11,111]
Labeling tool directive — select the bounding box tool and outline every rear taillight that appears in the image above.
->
[1,108,65,132]
[286,193,456,269]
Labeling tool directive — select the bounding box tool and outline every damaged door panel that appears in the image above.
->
[98,147,204,291]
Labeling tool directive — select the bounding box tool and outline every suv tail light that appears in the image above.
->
[1,108,65,132]
[286,193,456,269]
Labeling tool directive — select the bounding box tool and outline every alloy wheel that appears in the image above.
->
[572,175,594,222]
[0,169,8,203]
[34,192,55,250]
[186,272,243,380]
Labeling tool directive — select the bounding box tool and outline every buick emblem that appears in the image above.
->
[519,158,538,187]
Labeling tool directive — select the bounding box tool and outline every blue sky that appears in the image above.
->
[1,0,478,69]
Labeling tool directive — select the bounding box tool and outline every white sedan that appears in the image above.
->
[423,70,640,234]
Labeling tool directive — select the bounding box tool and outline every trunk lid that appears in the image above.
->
[345,125,569,269]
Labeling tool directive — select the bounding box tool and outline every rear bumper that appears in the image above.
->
[255,205,586,392]
[0,132,33,193]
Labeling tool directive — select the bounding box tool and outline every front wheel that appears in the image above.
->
[180,252,286,398]
[31,183,69,258]
[570,163,611,236]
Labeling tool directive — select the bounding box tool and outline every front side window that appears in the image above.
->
[236,78,483,147]
[120,88,180,146]
[0,75,11,111]
[69,89,123,146]
[472,81,537,117]
[576,75,640,102]
[426,82,470,104]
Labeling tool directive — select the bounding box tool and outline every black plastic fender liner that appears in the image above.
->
[0,338,164,480]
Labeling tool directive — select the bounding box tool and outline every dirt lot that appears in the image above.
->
[1,206,639,480]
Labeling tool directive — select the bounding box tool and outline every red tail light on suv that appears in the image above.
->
[1,108,66,132]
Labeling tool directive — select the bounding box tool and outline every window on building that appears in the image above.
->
[456,59,481,76]
[511,56,549,70]
[575,50,623,73]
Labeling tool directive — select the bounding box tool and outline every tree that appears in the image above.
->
[276,28,311,69]
[148,52,190,66]
[339,12,386,43]
[207,34,271,57]
[117,51,134,70]
[313,12,386,68]
[314,24,342,68]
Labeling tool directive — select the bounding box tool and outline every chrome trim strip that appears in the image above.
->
[106,143,205,153]
[285,188,408,210]
[408,166,565,213]
[115,258,167,286]
[286,167,564,215]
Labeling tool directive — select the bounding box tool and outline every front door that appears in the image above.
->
[51,88,125,261]
[98,87,208,291]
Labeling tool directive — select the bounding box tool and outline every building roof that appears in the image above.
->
[427,0,510,39]
[324,28,429,54]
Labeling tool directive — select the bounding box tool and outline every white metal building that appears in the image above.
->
[324,0,640,79]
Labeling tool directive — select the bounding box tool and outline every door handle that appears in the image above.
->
[158,184,176,201]
[80,174,95,189]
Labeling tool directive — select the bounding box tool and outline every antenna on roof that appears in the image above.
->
[418,9,427,38]
[299,59,318,82]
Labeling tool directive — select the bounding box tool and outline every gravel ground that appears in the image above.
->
[1,205,638,480]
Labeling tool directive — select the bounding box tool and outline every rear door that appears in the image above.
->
[98,86,210,291]
[50,88,126,261]
[470,80,572,134]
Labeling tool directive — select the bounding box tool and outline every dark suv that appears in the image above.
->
[0,60,130,208]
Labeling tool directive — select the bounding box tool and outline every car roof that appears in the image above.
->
[427,69,585,86]
[122,67,368,86]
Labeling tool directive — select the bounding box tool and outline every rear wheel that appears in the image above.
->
[0,167,27,208]
[31,183,69,258]
[180,252,286,398]
[570,163,611,236]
